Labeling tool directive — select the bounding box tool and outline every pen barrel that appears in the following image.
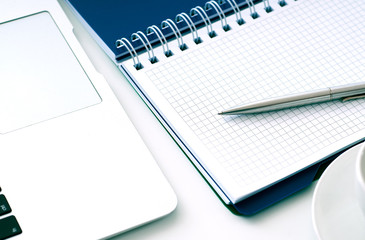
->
[330,82,365,100]
[254,90,331,112]
[220,82,365,115]
[222,90,331,114]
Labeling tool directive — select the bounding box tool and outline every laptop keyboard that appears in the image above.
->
[0,187,22,239]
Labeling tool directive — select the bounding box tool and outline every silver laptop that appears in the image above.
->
[0,4,176,240]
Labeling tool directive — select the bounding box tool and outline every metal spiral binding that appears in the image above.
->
[205,1,231,31]
[246,0,259,18]
[147,25,173,57]
[219,0,244,25]
[190,6,217,38]
[161,19,188,51]
[118,0,289,70]
[131,31,158,64]
[115,38,143,70]
[263,0,273,12]
[176,12,203,44]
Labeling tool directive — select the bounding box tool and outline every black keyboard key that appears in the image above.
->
[0,195,11,217]
[0,216,22,240]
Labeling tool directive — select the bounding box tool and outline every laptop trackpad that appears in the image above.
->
[0,12,101,134]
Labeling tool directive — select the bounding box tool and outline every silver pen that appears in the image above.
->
[219,82,365,115]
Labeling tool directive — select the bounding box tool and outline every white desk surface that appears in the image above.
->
[59,1,318,239]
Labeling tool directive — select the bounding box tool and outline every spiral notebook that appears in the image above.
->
[66,0,365,214]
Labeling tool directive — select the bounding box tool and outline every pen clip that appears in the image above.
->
[341,94,365,102]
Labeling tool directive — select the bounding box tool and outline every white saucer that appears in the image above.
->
[312,144,365,240]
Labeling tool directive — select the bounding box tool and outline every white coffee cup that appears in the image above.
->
[356,143,365,217]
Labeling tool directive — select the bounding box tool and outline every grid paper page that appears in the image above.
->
[142,0,365,198]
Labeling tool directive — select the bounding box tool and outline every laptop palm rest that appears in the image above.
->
[0,12,101,134]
